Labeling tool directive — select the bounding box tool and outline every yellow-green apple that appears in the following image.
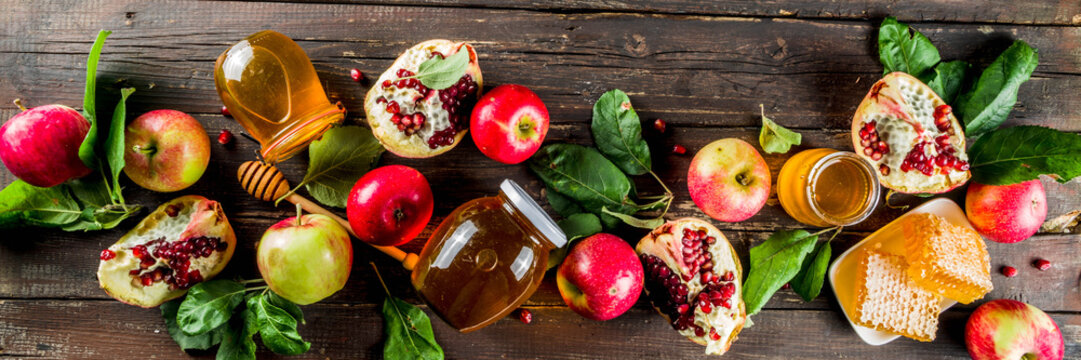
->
[966,299,1064,360]
[966,180,1047,243]
[557,233,643,321]
[0,103,92,187]
[687,138,771,222]
[257,209,353,305]
[346,165,433,246]
[123,110,210,192]
[470,84,549,164]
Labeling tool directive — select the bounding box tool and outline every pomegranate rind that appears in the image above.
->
[851,72,971,194]
[635,218,746,356]
[97,195,236,308]
[364,40,483,158]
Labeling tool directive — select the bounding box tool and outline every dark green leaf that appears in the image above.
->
[412,48,470,90]
[545,185,583,217]
[104,87,134,203]
[77,30,111,169]
[161,299,223,351]
[178,280,245,336]
[527,144,638,228]
[956,41,1038,137]
[878,17,940,78]
[927,60,969,104]
[546,213,603,270]
[295,126,383,208]
[602,206,664,229]
[742,230,819,315]
[247,293,310,355]
[216,309,257,360]
[591,89,651,175]
[61,176,140,231]
[758,105,802,154]
[382,296,443,360]
[790,241,831,302]
[969,126,1081,185]
[0,180,82,229]
[265,291,304,325]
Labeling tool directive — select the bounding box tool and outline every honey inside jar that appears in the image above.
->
[777,149,880,227]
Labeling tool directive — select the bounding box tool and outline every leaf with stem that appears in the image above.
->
[372,263,444,360]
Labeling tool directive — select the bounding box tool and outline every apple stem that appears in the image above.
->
[295,203,303,227]
[131,145,156,155]
[12,99,27,112]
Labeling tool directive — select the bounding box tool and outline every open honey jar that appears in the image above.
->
[214,30,345,163]
[777,149,880,227]
[411,179,566,333]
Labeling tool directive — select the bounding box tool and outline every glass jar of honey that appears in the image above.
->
[777,149,880,227]
[214,30,345,163]
[411,180,566,333]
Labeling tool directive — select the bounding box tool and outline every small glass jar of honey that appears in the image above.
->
[411,180,566,333]
[777,149,880,227]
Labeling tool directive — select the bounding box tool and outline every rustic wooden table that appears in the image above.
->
[1,1,1079,359]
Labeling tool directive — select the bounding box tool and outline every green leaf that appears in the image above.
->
[0,180,82,229]
[216,309,257,360]
[77,30,111,170]
[927,60,969,105]
[161,299,223,351]
[545,185,583,217]
[591,89,651,175]
[956,41,1039,137]
[758,105,802,154]
[247,293,310,355]
[546,213,603,270]
[742,230,819,315]
[382,296,444,360]
[265,291,305,325]
[877,17,940,78]
[601,206,665,229]
[411,48,470,90]
[178,280,246,336]
[61,176,140,231]
[968,126,1081,185]
[790,241,831,302]
[104,87,134,203]
[297,126,383,208]
[527,144,638,229]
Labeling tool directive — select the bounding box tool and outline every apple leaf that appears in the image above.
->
[601,206,665,229]
[546,212,603,270]
[161,299,224,351]
[968,125,1081,185]
[104,87,134,203]
[591,89,651,175]
[247,292,310,355]
[408,48,469,90]
[927,60,969,105]
[294,126,384,208]
[527,144,639,229]
[382,296,443,360]
[0,180,82,229]
[216,309,257,360]
[77,30,111,170]
[878,17,940,78]
[177,280,246,336]
[789,241,831,302]
[956,41,1039,137]
[742,230,819,315]
[758,104,802,154]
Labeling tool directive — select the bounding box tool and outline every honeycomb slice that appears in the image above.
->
[853,249,940,342]
[902,213,993,304]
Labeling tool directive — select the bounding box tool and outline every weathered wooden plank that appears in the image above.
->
[1,300,1077,359]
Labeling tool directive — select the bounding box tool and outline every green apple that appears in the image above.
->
[257,210,353,305]
[124,109,210,192]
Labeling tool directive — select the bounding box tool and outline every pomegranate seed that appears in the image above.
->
[781,283,791,290]
[653,119,667,133]
[382,80,392,88]
[217,129,234,145]
[1034,259,1051,271]
[709,327,722,340]
[141,276,154,287]
[721,271,734,282]
[100,249,115,261]
[349,68,362,82]
[1001,266,1018,277]
[517,309,533,324]
[700,302,712,314]
[694,326,706,337]
[221,106,231,117]
[879,164,890,176]
[672,144,687,155]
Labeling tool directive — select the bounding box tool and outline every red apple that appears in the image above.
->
[966,180,1047,243]
[966,299,1064,360]
[470,84,549,164]
[346,165,434,246]
[687,138,771,222]
[124,110,210,192]
[258,210,353,305]
[556,233,643,321]
[0,103,92,187]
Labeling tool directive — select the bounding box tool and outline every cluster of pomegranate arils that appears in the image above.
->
[101,236,226,290]
[376,51,478,149]
[377,68,430,136]
[641,227,737,341]
[900,105,968,176]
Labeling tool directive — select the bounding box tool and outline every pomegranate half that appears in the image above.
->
[97,195,236,307]
[365,40,483,158]
[852,72,970,194]
[636,218,746,355]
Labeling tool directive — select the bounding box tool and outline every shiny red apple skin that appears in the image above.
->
[687,138,771,222]
[966,180,1047,243]
[556,233,643,321]
[346,165,434,246]
[258,213,353,305]
[123,110,210,192]
[470,84,549,164]
[966,299,1064,360]
[0,104,92,187]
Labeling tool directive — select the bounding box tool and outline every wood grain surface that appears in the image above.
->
[0,0,1078,359]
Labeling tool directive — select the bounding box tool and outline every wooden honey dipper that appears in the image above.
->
[238,161,419,271]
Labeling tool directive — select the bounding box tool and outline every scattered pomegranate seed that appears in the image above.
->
[517,309,533,324]
[221,106,230,117]
[1001,266,1018,277]
[653,119,667,133]
[781,283,791,290]
[100,249,115,261]
[217,129,234,145]
[1034,259,1051,271]
[349,68,363,82]
[671,144,687,155]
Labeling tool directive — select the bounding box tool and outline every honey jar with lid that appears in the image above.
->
[777,149,881,227]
